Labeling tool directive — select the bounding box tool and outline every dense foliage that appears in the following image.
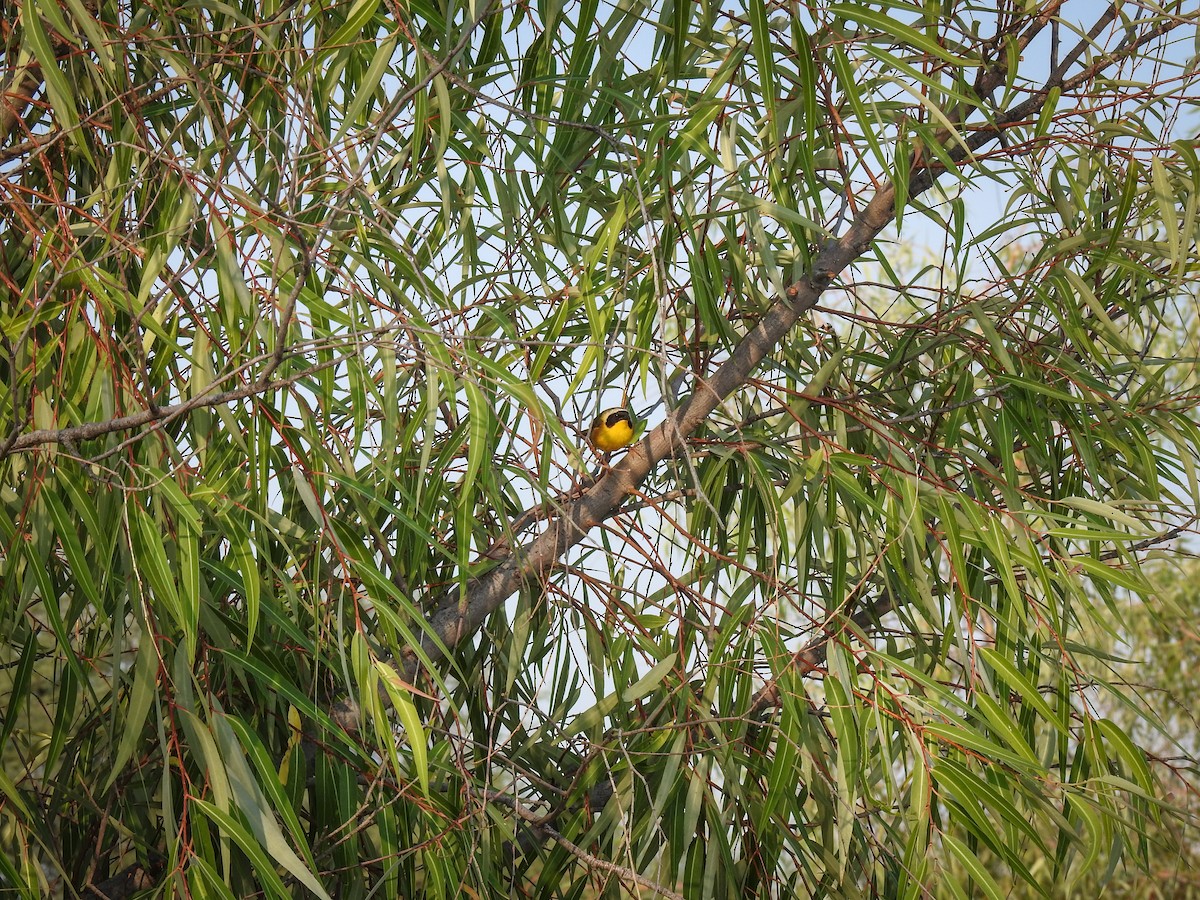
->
[2,0,1199,895]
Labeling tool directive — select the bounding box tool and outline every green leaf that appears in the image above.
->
[830,4,976,66]
[21,0,93,166]
[128,500,195,659]
[376,660,430,796]
[320,0,382,57]
[105,636,159,790]
[212,713,332,900]
[42,490,100,607]
[923,722,1038,772]
[942,832,1006,900]
[978,647,1065,737]
[190,799,296,900]
[563,653,677,738]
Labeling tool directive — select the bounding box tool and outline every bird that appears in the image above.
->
[588,407,636,452]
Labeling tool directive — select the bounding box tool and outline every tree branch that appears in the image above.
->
[399,3,1095,681]
[1,354,347,458]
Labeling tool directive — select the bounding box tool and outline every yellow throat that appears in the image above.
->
[589,408,635,451]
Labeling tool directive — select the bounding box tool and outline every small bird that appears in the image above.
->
[588,407,636,452]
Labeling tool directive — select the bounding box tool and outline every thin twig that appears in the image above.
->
[482,787,684,900]
[542,825,685,900]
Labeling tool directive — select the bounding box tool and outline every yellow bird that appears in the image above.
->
[588,408,636,452]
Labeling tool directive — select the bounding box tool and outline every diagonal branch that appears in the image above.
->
[401,0,1168,683]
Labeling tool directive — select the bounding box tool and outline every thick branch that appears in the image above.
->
[403,181,890,671]
[401,0,1143,680]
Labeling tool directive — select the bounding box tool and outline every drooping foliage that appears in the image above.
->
[1,0,1199,896]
